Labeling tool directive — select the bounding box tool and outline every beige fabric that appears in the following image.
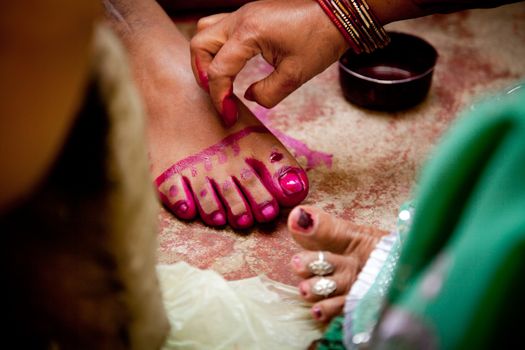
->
[1,24,168,349]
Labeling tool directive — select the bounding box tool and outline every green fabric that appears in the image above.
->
[349,202,413,343]
[316,315,346,350]
[384,83,525,349]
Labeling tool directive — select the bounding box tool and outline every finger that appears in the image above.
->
[207,38,260,126]
[190,24,228,92]
[244,57,305,108]
[196,13,229,32]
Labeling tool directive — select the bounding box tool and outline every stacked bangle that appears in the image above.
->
[316,0,390,54]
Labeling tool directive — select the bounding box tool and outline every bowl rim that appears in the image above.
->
[338,62,435,85]
[338,31,438,85]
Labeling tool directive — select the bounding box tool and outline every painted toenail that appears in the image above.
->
[175,201,188,213]
[237,213,251,227]
[299,284,308,297]
[297,208,313,230]
[211,212,226,225]
[312,306,322,320]
[279,171,304,195]
[261,204,277,220]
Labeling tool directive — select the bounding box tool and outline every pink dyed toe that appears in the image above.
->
[261,203,278,221]
[172,200,196,220]
[211,211,226,226]
[236,213,252,228]
[279,171,304,195]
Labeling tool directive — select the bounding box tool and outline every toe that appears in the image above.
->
[156,173,197,220]
[190,177,227,227]
[288,206,388,257]
[297,255,360,302]
[290,251,353,279]
[311,296,346,323]
[234,167,280,223]
[213,176,254,229]
[245,149,309,207]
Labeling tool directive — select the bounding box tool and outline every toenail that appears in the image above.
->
[236,213,251,227]
[297,208,314,230]
[312,306,322,320]
[299,284,308,297]
[279,171,304,195]
[261,204,277,220]
[175,201,188,214]
[292,255,302,269]
[211,211,226,225]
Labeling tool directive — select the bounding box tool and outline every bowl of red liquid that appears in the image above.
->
[339,32,438,111]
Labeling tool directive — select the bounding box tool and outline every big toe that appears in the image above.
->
[245,149,309,207]
[287,206,388,257]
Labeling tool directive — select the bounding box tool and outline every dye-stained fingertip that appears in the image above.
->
[221,95,238,127]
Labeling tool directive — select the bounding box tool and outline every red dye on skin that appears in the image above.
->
[270,151,284,163]
[204,157,213,171]
[200,189,207,198]
[240,168,254,180]
[253,106,333,170]
[168,185,178,198]
[155,126,269,186]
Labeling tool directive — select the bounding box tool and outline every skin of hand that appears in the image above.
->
[189,0,350,127]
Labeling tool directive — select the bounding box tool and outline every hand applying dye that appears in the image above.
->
[189,0,349,125]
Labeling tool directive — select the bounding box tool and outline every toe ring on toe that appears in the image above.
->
[312,277,337,297]
[308,251,335,276]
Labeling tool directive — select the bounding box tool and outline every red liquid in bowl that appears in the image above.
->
[356,65,414,81]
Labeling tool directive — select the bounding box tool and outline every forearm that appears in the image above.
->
[368,0,522,25]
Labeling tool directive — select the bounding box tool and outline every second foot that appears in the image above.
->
[288,206,389,322]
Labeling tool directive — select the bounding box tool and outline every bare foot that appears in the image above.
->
[110,2,308,229]
[287,206,388,322]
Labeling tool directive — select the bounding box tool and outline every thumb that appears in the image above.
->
[244,58,305,108]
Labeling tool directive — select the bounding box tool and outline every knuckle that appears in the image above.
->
[279,69,303,91]
[207,62,224,80]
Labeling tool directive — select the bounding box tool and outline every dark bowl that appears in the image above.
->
[338,32,438,111]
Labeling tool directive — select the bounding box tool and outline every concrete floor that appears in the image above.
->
[157,3,525,285]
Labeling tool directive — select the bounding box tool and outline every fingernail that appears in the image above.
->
[211,211,226,226]
[195,58,209,92]
[244,86,255,101]
[312,306,322,320]
[297,208,314,231]
[221,94,238,127]
[236,213,251,227]
[279,171,304,195]
[292,255,302,269]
